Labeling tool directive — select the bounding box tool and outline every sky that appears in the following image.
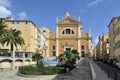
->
[0,0,120,47]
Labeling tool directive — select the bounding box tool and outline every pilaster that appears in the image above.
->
[78,25,81,57]
[56,24,59,57]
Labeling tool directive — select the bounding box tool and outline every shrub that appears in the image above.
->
[57,63,65,67]
[19,65,42,75]
[32,53,43,66]
[58,49,80,72]
[42,66,58,75]
[18,65,63,75]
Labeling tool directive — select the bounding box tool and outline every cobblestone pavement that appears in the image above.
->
[0,58,91,80]
[53,58,91,80]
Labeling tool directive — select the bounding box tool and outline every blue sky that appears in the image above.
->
[0,0,120,46]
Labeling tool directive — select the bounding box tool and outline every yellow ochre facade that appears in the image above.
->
[0,18,39,54]
[108,16,120,58]
[48,12,92,57]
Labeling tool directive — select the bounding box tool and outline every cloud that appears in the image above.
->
[0,6,11,18]
[0,0,12,18]
[18,12,28,19]
[0,0,11,7]
[87,0,103,8]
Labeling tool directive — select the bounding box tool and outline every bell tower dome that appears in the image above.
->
[63,11,70,19]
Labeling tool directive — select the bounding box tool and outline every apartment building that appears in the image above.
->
[108,16,120,58]
[0,17,40,57]
[38,27,51,57]
[101,33,109,59]
[95,33,109,60]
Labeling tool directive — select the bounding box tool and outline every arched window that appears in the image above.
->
[62,28,74,34]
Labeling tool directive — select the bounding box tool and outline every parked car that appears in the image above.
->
[116,61,120,69]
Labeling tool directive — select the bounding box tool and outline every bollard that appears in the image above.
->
[101,65,103,71]
[107,68,109,78]
[115,70,117,80]
[66,68,69,73]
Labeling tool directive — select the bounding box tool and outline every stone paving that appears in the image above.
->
[52,58,91,80]
[0,58,91,80]
[92,61,114,80]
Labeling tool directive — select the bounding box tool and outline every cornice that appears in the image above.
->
[47,37,90,40]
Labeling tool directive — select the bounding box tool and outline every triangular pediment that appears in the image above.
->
[57,17,79,24]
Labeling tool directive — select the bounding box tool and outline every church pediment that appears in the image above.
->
[57,17,80,25]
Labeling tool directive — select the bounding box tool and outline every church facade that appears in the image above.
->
[47,12,92,57]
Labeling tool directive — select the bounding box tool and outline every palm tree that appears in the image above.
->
[1,28,25,54]
[0,20,9,42]
[72,49,80,59]
[58,54,67,62]
[32,53,43,66]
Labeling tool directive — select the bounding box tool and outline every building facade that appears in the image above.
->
[0,18,40,69]
[101,33,109,59]
[93,47,97,60]
[95,33,109,60]
[38,27,51,57]
[48,12,92,57]
[0,18,41,57]
[96,35,102,59]
[108,16,120,58]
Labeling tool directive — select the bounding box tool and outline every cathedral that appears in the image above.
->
[47,12,92,57]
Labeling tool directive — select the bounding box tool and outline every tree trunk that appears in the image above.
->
[11,44,15,69]
[37,60,39,66]
[11,44,13,51]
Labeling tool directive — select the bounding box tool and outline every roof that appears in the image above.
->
[56,12,81,25]
[0,18,37,27]
[108,16,120,27]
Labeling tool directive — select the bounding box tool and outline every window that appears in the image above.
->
[25,21,28,24]
[81,51,85,57]
[66,48,71,51]
[106,39,109,43]
[25,26,28,31]
[16,26,19,30]
[16,21,19,24]
[12,21,14,24]
[43,30,46,32]
[52,46,56,56]
[62,30,65,34]
[52,51,56,56]
[62,28,74,34]
[81,45,84,50]
[53,46,55,50]
[66,29,70,34]
[72,30,74,34]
